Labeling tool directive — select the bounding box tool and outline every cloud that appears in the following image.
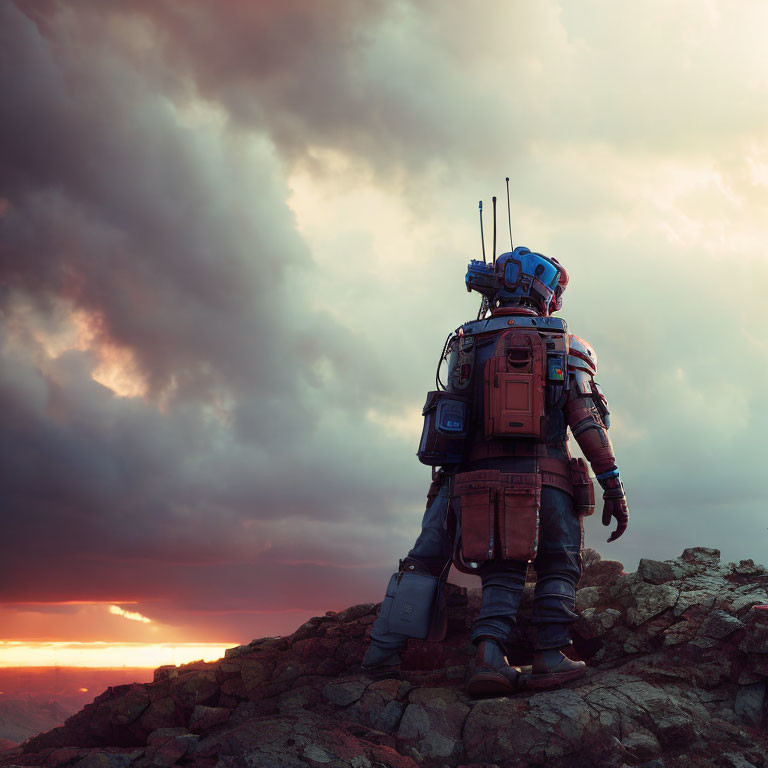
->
[108,606,152,624]
[2,0,768,645]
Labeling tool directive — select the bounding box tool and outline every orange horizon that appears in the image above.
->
[0,642,242,669]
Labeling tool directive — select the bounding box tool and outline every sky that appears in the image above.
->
[1,0,768,663]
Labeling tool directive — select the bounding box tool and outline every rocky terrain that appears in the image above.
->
[1,546,767,768]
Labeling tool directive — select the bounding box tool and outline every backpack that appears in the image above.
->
[483,328,549,439]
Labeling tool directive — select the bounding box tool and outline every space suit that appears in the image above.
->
[362,246,629,696]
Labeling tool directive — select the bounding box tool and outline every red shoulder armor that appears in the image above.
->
[568,334,597,395]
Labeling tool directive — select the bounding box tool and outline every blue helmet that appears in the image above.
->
[465,246,568,315]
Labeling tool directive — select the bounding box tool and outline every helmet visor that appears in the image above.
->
[503,252,560,289]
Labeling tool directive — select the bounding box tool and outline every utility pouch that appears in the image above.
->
[417,390,469,466]
[383,566,449,641]
[484,330,547,439]
[569,457,595,516]
[453,469,542,565]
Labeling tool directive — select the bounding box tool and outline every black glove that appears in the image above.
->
[602,492,629,542]
[597,471,629,543]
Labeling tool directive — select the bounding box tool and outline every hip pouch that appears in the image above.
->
[453,470,541,565]
[417,390,470,466]
[569,457,595,516]
[381,566,449,641]
[483,329,547,439]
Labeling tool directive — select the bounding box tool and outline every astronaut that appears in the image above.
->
[361,245,629,696]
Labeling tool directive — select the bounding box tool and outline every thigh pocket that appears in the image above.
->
[460,487,495,561]
[453,470,500,563]
[499,474,541,561]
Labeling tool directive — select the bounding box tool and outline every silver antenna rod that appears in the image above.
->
[479,201,486,263]
[505,177,513,249]
[492,196,497,266]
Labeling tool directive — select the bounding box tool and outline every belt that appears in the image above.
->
[538,456,573,496]
[455,456,574,496]
[467,439,566,461]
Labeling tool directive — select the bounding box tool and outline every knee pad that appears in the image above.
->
[535,548,582,583]
[531,577,578,622]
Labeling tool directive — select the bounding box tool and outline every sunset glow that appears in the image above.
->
[0,642,237,669]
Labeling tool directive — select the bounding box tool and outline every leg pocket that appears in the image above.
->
[499,474,541,561]
[459,487,495,561]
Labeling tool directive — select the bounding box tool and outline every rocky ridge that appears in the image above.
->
[1,546,767,768]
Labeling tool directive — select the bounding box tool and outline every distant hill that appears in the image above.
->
[3,546,768,768]
[0,667,153,743]
[0,699,72,744]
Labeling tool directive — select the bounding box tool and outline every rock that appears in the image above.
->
[681,547,721,567]
[224,636,286,659]
[397,688,469,761]
[731,591,768,613]
[576,586,601,610]
[139,696,181,732]
[334,603,376,623]
[626,582,679,626]
[738,623,768,653]
[734,681,766,726]
[357,679,406,734]
[168,671,219,710]
[322,678,368,707]
[188,705,230,734]
[698,609,743,639]
[277,685,322,714]
[722,753,757,768]
[652,712,696,749]
[733,559,768,576]
[682,573,730,593]
[145,728,197,767]
[620,729,662,760]
[637,559,678,585]
[197,713,419,768]
[72,751,143,768]
[239,659,271,694]
[579,559,624,588]
[674,589,715,618]
[663,620,697,646]
[153,667,175,683]
[582,547,602,570]
[109,686,149,726]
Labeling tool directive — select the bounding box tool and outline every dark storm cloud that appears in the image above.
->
[0,1,423,626]
[33,0,510,180]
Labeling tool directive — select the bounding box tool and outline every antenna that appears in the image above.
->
[492,196,497,266]
[478,201,486,263]
[505,177,513,249]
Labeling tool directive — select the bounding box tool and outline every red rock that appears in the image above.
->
[168,671,219,710]
[188,705,230,735]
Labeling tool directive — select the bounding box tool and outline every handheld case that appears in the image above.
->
[379,563,450,641]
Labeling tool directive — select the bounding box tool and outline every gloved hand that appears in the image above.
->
[596,470,628,543]
[602,492,629,542]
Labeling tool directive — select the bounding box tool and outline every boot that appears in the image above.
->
[465,637,530,697]
[529,646,586,689]
[361,641,402,678]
